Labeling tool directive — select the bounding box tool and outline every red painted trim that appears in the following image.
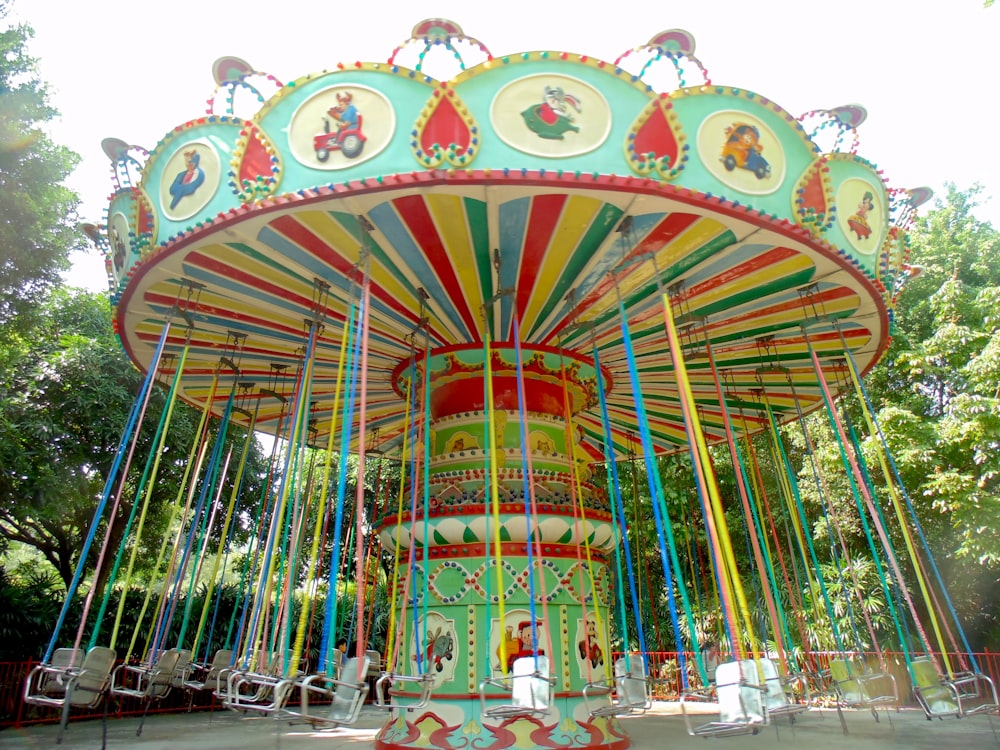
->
[388,341,612,400]
[372,540,610,564]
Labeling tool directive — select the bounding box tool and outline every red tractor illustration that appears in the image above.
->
[721,122,771,180]
[314,92,366,161]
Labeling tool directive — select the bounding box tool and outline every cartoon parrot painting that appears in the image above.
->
[521,86,581,140]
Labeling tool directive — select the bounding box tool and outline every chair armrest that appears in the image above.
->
[680,684,717,702]
[582,681,613,697]
[299,673,367,715]
[375,672,434,710]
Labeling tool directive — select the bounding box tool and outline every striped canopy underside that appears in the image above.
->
[120,184,883,459]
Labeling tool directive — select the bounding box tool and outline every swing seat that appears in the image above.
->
[949,671,999,717]
[23,646,117,744]
[222,652,298,715]
[759,658,809,719]
[828,655,897,715]
[183,649,234,694]
[374,670,435,711]
[24,646,116,710]
[681,659,767,737]
[224,675,294,715]
[583,654,651,718]
[911,656,999,719]
[288,655,371,729]
[171,648,194,688]
[214,650,277,702]
[365,649,384,677]
[111,647,188,702]
[479,655,554,719]
[23,648,84,702]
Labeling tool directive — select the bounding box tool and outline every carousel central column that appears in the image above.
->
[375,344,630,750]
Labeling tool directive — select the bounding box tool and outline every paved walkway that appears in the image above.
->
[2,703,996,749]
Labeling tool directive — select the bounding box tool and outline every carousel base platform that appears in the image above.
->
[6,702,997,750]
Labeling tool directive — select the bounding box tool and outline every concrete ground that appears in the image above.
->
[2,702,997,750]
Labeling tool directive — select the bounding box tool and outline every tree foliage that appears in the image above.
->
[0,5,81,327]
[0,288,270,591]
[878,185,1000,567]
[826,185,1000,647]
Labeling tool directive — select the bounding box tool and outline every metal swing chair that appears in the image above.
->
[286,653,372,729]
[182,648,234,704]
[759,657,811,721]
[910,655,999,721]
[582,653,652,718]
[827,653,898,722]
[23,647,84,704]
[110,646,192,735]
[374,660,435,714]
[218,650,298,715]
[23,646,118,744]
[479,653,555,720]
[681,658,769,737]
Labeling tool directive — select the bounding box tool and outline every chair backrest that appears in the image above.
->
[758,658,788,710]
[911,656,958,714]
[511,655,551,711]
[146,648,183,697]
[615,654,650,709]
[830,656,870,703]
[328,655,372,723]
[38,648,84,695]
[365,650,382,677]
[266,651,284,675]
[715,659,764,724]
[51,648,84,670]
[910,657,940,689]
[170,649,193,687]
[196,649,234,690]
[339,655,372,685]
[207,649,235,675]
[69,647,117,707]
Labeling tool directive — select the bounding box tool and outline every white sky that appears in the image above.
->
[12,0,1000,292]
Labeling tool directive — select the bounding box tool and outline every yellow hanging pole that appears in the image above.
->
[288,283,348,675]
[483,313,508,674]
[658,282,756,657]
[840,348,953,674]
[558,338,608,682]
[109,341,191,651]
[129,371,219,663]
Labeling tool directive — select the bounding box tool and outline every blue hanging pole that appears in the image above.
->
[615,299,701,687]
[243,321,320,668]
[43,316,172,662]
[590,337,648,661]
[406,353,424,674]
[318,298,364,673]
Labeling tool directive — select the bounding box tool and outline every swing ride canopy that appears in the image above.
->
[98,20,926,459]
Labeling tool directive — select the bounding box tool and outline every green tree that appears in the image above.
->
[0,3,80,327]
[840,185,1000,646]
[883,186,1000,563]
[0,288,269,591]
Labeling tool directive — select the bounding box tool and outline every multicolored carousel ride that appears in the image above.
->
[37,18,996,750]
